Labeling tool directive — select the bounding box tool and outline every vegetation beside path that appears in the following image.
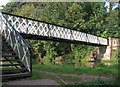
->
[29,70,117,86]
[2,70,118,86]
[32,63,118,78]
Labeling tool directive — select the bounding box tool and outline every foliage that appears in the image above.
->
[101,10,119,38]
[26,71,42,80]
[65,80,116,86]
[97,63,107,68]
[57,75,81,82]
[73,44,90,60]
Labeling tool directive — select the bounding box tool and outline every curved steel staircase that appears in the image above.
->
[0,12,32,81]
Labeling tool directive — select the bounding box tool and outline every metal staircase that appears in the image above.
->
[0,12,32,80]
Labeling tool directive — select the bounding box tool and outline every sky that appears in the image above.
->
[104,1,119,12]
[0,0,10,9]
[0,0,10,7]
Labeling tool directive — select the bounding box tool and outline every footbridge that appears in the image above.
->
[0,12,108,80]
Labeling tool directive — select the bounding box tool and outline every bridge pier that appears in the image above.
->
[0,18,2,83]
[95,37,119,60]
[0,17,2,60]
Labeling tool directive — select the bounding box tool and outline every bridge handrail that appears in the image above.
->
[1,12,107,39]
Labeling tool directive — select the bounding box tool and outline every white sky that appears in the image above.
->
[104,1,119,12]
[0,0,10,7]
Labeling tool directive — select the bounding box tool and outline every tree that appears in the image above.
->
[101,10,118,38]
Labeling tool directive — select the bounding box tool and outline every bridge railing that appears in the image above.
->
[2,12,108,46]
[0,12,32,74]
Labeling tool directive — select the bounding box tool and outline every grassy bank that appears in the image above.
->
[26,71,42,80]
[63,79,119,87]
[32,64,118,78]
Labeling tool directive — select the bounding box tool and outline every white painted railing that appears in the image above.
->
[2,12,108,46]
[0,12,31,73]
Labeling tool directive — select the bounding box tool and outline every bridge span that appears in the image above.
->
[1,12,108,46]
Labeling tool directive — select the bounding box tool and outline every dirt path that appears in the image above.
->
[33,69,114,83]
[7,79,61,85]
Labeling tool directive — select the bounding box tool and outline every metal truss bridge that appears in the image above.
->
[0,12,108,80]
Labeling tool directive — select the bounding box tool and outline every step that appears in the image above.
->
[0,59,19,62]
[2,47,12,50]
[0,64,22,67]
[2,49,13,51]
[2,41,8,44]
[2,46,11,49]
[2,39,6,41]
[2,51,15,54]
[0,68,27,72]
[1,72,31,79]
[2,54,18,58]
[2,36,6,39]
[2,46,13,49]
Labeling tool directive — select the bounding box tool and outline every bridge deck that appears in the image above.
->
[21,33,106,46]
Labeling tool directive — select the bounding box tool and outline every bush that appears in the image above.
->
[97,63,107,68]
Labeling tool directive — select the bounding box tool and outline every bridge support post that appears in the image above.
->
[0,17,2,84]
[93,46,106,60]
[96,47,100,59]
[98,37,119,60]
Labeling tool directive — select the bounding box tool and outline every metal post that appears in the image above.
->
[29,48,32,76]
[0,13,2,84]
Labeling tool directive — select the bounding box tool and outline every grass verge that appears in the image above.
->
[33,64,118,78]
[26,71,42,80]
[63,79,119,87]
